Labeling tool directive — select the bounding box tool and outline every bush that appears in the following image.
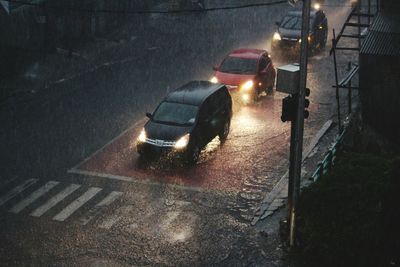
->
[293,152,400,267]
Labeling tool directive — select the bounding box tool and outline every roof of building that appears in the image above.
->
[165,81,224,106]
[360,12,400,56]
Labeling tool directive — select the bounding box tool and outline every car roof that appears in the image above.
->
[228,48,268,59]
[164,81,225,106]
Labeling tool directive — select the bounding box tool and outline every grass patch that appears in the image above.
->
[293,152,400,267]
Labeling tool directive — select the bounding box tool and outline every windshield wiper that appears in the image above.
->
[153,120,193,127]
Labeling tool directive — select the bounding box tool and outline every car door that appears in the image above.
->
[197,98,217,146]
[208,93,225,137]
[258,56,269,89]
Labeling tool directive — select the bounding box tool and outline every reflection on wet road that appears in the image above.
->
[74,94,290,192]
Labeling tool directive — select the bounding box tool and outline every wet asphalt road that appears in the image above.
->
[0,1,357,265]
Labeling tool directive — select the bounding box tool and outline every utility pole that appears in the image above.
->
[288,0,311,247]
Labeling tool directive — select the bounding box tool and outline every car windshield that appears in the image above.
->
[219,56,258,74]
[152,101,198,125]
[280,15,314,30]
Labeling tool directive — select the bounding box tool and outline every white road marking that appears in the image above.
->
[68,169,207,193]
[30,184,81,217]
[53,187,102,221]
[98,215,121,229]
[0,179,38,207]
[68,118,147,171]
[9,181,59,214]
[96,191,123,207]
[68,169,134,182]
[79,191,123,225]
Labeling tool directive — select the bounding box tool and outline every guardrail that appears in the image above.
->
[309,128,346,182]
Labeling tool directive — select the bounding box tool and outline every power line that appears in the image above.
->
[4,0,287,14]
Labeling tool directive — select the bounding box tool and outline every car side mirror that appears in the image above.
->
[146,112,153,119]
[212,65,219,71]
[275,21,280,27]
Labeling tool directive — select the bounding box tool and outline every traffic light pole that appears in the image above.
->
[288,0,311,247]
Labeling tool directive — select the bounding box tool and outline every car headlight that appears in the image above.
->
[137,129,146,143]
[298,36,312,43]
[174,133,190,149]
[210,76,218,83]
[240,80,254,91]
[273,32,281,41]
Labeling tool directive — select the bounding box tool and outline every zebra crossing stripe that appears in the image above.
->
[80,191,123,225]
[98,214,121,229]
[96,191,123,207]
[9,181,59,214]
[30,184,81,217]
[79,191,123,225]
[0,178,38,207]
[53,187,102,222]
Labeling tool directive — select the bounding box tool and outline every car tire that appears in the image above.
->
[265,77,275,95]
[266,86,273,95]
[253,90,259,102]
[321,29,328,48]
[186,145,200,165]
[219,120,230,142]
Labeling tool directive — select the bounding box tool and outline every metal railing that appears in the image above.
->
[309,128,346,182]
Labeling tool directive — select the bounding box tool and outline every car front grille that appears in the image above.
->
[145,138,176,147]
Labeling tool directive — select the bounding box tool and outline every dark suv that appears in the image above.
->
[271,7,328,53]
[136,81,232,164]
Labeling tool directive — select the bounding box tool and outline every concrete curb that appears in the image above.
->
[251,119,333,225]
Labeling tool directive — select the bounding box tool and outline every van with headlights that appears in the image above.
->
[136,81,232,164]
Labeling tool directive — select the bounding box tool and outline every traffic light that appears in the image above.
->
[304,88,310,119]
[281,95,297,122]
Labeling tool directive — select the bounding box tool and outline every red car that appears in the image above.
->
[211,49,276,103]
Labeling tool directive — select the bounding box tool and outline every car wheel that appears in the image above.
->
[219,120,230,142]
[253,90,259,102]
[321,30,328,48]
[186,145,200,165]
[267,86,274,95]
[266,79,275,96]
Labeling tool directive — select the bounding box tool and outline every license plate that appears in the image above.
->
[155,140,164,146]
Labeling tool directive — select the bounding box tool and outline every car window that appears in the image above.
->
[280,15,315,30]
[152,101,198,125]
[219,56,258,74]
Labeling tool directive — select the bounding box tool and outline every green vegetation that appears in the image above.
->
[293,152,400,267]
